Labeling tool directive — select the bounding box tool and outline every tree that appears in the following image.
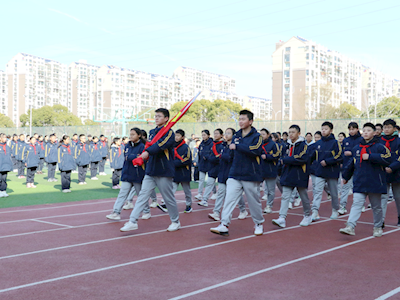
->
[20,105,82,127]
[83,119,97,126]
[0,113,14,128]
[317,103,361,119]
[361,96,400,119]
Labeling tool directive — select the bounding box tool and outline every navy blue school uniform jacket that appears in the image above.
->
[343,137,391,194]
[58,144,76,172]
[173,140,192,183]
[22,144,40,168]
[229,127,263,182]
[90,142,102,163]
[10,140,18,159]
[207,140,224,179]
[110,145,125,170]
[307,142,318,176]
[121,141,145,183]
[145,127,175,178]
[342,132,362,172]
[0,142,13,172]
[16,140,26,161]
[37,141,46,159]
[261,136,280,179]
[74,142,91,167]
[217,144,234,184]
[99,140,109,158]
[280,137,310,188]
[310,134,343,179]
[45,142,58,163]
[198,138,213,173]
[379,134,400,184]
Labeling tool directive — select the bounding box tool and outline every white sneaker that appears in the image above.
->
[123,202,134,210]
[13,169,17,173]
[327,195,332,200]
[254,224,263,236]
[294,197,301,207]
[100,172,107,176]
[106,212,121,220]
[361,206,366,213]
[330,209,339,219]
[311,210,320,221]
[299,215,313,226]
[91,177,98,180]
[120,221,138,232]
[2,191,8,197]
[195,194,202,200]
[338,206,347,215]
[62,189,71,193]
[167,221,181,232]
[288,202,293,209]
[272,217,286,228]
[0,191,5,198]
[373,227,383,237]
[141,213,151,220]
[78,182,85,185]
[149,201,158,208]
[339,225,355,235]
[262,194,268,201]
[197,201,208,207]
[238,210,248,220]
[264,205,272,214]
[210,194,217,200]
[208,212,220,221]
[210,223,229,236]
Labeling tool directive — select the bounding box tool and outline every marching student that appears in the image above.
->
[44,135,49,144]
[192,139,201,182]
[172,129,193,213]
[110,137,124,189]
[260,128,280,214]
[375,123,383,137]
[86,135,93,145]
[107,128,151,220]
[36,135,46,174]
[272,125,313,228]
[58,135,75,193]
[195,130,213,201]
[338,132,346,145]
[99,134,109,176]
[338,122,362,215]
[75,134,90,185]
[122,136,129,146]
[89,136,102,180]
[340,123,391,237]
[0,133,12,198]
[10,134,18,172]
[120,108,181,232]
[71,134,79,146]
[310,122,342,221]
[45,134,58,182]
[305,132,314,146]
[379,119,400,226]
[22,137,40,188]
[16,134,26,179]
[210,110,264,236]
[198,129,224,207]
[282,132,289,146]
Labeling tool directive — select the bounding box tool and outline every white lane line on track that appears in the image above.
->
[169,228,400,300]
[30,219,73,228]
[375,286,400,300]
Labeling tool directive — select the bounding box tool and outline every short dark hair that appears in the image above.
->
[87,134,92,138]
[73,133,78,137]
[363,122,376,131]
[276,132,281,135]
[305,132,312,137]
[375,123,383,129]
[383,119,396,127]
[202,130,210,136]
[260,128,270,134]
[396,125,400,131]
[289,125,300,132]
[155,108,170,119]
[314,131,322,136]
[215,128,223,135]
[141,130,148,139]
[322,121,333,130]
[79,134,85,138]
[239,109,254,121]
[99,134,105,138]
[348,122,358,129]
[226,128,236,135]
[175,129,185,137]
[338,132,347,138]
[282,131,288,136]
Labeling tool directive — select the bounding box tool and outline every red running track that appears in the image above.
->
[0,188,399,300]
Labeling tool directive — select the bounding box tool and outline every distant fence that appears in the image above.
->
[0,118,392,139]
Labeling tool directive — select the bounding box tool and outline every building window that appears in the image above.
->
[285,47,291,52]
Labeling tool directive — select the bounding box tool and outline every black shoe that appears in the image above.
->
[157,203,168,213]
[398,216,400,227]
[382,222,385,229]
[184,206,192,213]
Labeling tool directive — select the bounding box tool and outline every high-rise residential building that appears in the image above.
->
[272,36,398,120]
[0,70,7,116]
[394,79,400,98]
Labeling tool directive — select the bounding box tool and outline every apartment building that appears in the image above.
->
[0,70,7,116]
[394,79,400,98]
[361,67,396,107]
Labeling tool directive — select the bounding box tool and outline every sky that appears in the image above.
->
[1,0,399,99]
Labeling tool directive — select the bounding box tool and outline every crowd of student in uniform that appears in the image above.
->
[1,108,399,238]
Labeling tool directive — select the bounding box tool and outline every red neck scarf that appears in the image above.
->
[359,143,373,166]
[381,136,395,151]
[94,143,98,150]
[174,140,186,161]
[262,141,269,155]
[62,144,71,154]
[80,143,86,152]
[118,146,121,156]
[289,145,294,156]
[31,144,36,155]
[1,143,6,155]
[212,140,223,156]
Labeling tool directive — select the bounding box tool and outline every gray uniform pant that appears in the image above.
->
[202,176,218,202]
[129,176,179,223]
[113,181,150,214]
[339,176,353,208]
[347,193,382,228]
[197,171,207,197]
[263,178,277,207]
[221,179,264,226]
[172,182,192,206]
[279,186,311,218]
[311,176,339,211]
[213,182,246,215]
[381,183,400,221]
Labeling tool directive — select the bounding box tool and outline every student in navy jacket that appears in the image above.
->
[71,134,79,147]
[379,119,400,226]
[208,128,247,222]
[338,122,363,214]
[310,122,343,221]
[340,123,391,237]
[36,135,46,174]
[110,137,125,189]
[58,135,75,192]
[198,129,224,207]
[0,133,13,198]
[195,130,213,201]
[211,110,264,237]
[99,135,109,176]
[45,134,58,182]
[260,128,280,214]
[120,108,181,233]
[74,134,91,185]
[172,129,193,213]
[16,134,26,178]
[10,134,19,172]
[107,128,152,220]
[89,136,102,180]
[22,137,40,188]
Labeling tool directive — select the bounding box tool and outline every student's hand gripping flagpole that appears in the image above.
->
[132,91,201,166]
